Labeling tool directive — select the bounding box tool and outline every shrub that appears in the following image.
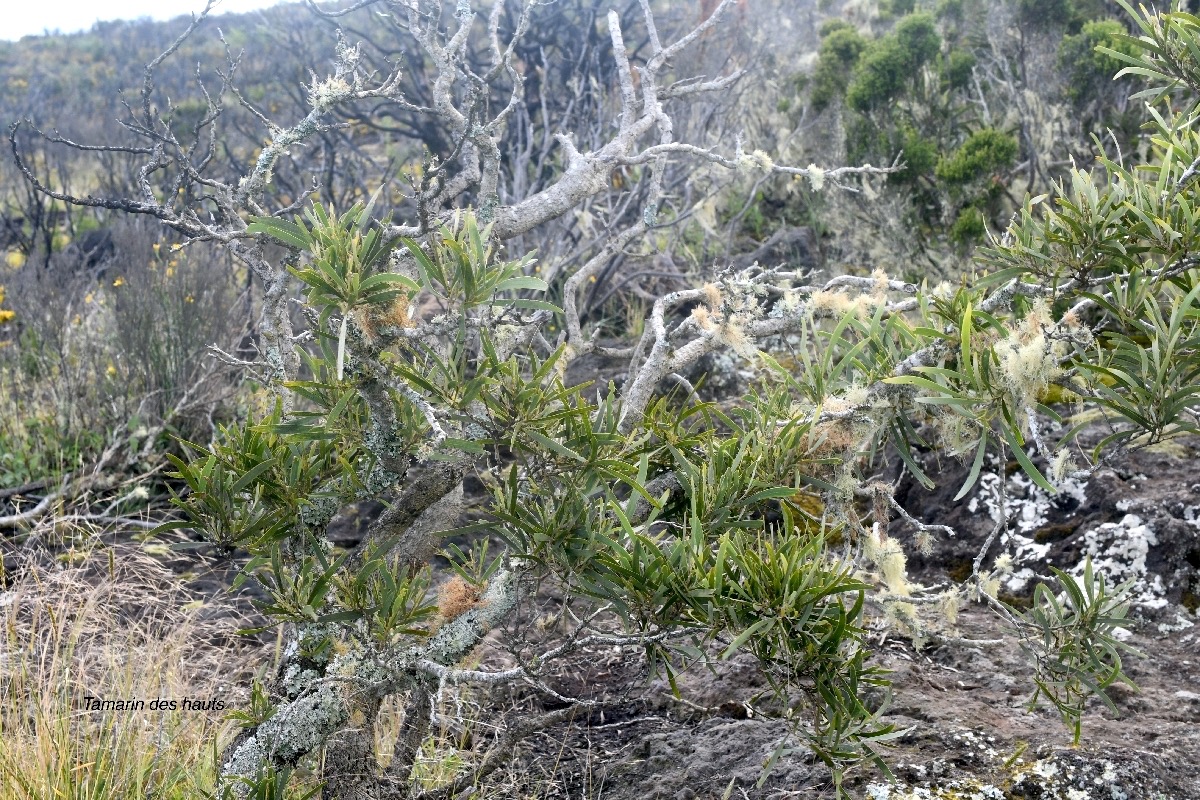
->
[935,128,1019,184]
[893,127,940,184]
[16,1,1200,798]
[847,13,941,112]
[811,25,868,110]
[949,204,986,243]
[895,12,942,65]
[1018,0,1074,29]
[1059,18,1138,106]
[941,47,976,91]
[847,38,911,112]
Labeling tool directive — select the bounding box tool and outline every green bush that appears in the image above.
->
[1018,0,1074,28]
[949,205,986,244]
[941,47,976,91]
[811,26,868,110]
[847,13,941,112]
[895,12,942,64]
[1059,18,1137,105]
[880,0,917,18]
[893,128,940,184]
[935,128,1019,184]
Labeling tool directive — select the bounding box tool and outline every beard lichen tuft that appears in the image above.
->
[864,523,911,598]
[1050,448,1075,483]
[996,300,1061,409]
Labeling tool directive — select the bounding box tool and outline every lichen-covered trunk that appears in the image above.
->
[216,568,519,799]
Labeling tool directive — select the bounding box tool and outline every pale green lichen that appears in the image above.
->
[736,148,775,173]
[864,524,910,596]
[1050,448,1075,483]
[995,300,1090,414]
[308,76,353,112]
[806,164,826,191]
[220,682,348,798]
[300,492,341,531]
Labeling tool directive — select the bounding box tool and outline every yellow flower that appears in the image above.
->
[152,242,161,253]
[185,295,195,304]
[106,362,117,378]
[112,276,125,287]
[84,292,95,304]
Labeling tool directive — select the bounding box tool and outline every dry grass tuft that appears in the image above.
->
[0,532,269,799]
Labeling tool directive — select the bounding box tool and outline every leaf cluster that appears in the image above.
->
[401,212,550,313]
[846,14,941,113]
[934,128,1019,186]
[249,198,417,316]
[1015,559,1139,745]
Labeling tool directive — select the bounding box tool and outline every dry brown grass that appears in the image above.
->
[0,529,270,799]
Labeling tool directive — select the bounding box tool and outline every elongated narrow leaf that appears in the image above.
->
[961,301,973,371]
[230,459,277,495]
[443,437,487,454]
[247,217,313,250]
[892,419,935,489]
[527,430,586,463]
[722,617,774,659]
[336,315,348,381]
[953,433,989,501]
[746,487,801,503]
[359,272,421,295]
[493,276,548,293]
[882,374,952,394]
[1002,426,1057,494]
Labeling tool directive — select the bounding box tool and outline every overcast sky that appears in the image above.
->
[0,0,293,41]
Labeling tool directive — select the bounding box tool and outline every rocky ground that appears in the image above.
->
[2,426,1197,800]
[455,427,1200,800]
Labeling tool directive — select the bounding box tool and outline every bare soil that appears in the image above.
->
[3,424,1197,800]
[463,428,1200,800]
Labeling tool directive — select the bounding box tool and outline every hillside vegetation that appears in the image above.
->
[1,2,1198,799]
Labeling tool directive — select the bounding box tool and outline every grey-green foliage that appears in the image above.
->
[157,2,1200,795]
[165,212,900,796]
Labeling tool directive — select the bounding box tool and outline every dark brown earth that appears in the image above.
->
[463,429,1200,800]
[3,424,1197,800]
